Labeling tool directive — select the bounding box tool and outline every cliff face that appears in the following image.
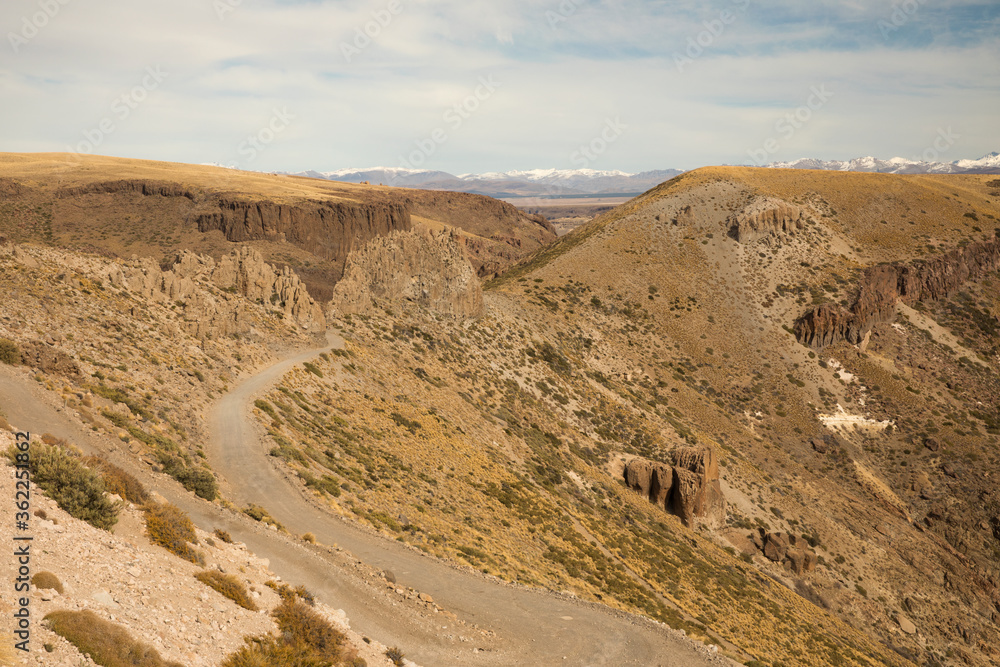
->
[796,232,1000,348]
[331,229,483,319]
[623,448,726,528]
[57,179,196,200]
[196,196,411,263]
[729,197,805,243]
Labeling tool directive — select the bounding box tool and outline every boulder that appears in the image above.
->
[763,532,790,562]
[810,437,828,454]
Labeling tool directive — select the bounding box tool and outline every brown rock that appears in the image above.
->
[728,197,804,244]
[331,229,483,319]
[763,532,789,562]
[810,437,828,454]
[623,447,725,528]
[924,437,941,452]
[623,458,673,506]
[795,231,1000,348]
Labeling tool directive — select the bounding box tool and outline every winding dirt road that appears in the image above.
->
[0,336,731,667]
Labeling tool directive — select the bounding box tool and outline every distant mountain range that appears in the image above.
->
[290,167,684,198]
[762,152,1000,174]
[284,153,1000,199]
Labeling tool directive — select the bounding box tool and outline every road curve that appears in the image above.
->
[205,331,729,667]
[0,341,729,667]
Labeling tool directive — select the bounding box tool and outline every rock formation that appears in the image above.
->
[796,231,1000,348]
[753,530,818,575]
[331,229,483,319]
[103,247,325,337]
[729,197,805,243]
[623,447,726,528]
[196,196,411,266]
[57,179,196,200]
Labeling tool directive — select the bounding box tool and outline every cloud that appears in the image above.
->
[1,0,996,172]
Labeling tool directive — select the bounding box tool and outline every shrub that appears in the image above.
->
[302,532,316,544]
[32,571,64,594]
[195,570,257,611]
[82,456,150,504]
[222,597,353,667]
[6,441,121,530]
[274,598,348,663]
[214,528,234,543]
[303,362,323,378]
[44,610,183,667]
[0,338,20,365]
[158,455,218,501]
[143,502,204,565]
[243,504,284,530]
[385,646,406,666]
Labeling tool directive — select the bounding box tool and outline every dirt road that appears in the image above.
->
[0,341,732,667]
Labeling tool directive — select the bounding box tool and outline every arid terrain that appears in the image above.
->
[2,154,1000,666]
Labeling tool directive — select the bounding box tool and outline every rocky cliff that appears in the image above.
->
[330,229,483,319]
[196,196,411,262]
[623,448,726,527]
[57,179,196,200]
[796,231,1000,348]
[728,197,805,243]
[103,246,325,337]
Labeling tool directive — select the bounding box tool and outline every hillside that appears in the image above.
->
[256,167,1000,666]
[0,153,555,301]
[2,162,1000,666]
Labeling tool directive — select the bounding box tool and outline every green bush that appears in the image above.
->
[82,456,150,504]
[0,338,20,365]
[45,610,183,667]
[143,502,204,565]
[195,570,257,611]
[32,571,64,594]
[158,454,218,500]
[6,442,121,530]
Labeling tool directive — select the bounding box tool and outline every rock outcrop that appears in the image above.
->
[103,247,325,337]
[57,179,196,200]
[729,197,804,243]
[623,447,726,528]
[752,530,818,575]
[331,229,483,319]
[796,231,1000,348]
[196,197,411,266]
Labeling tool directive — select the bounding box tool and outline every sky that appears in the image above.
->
[1,0,998,174]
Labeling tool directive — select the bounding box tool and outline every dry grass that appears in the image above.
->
[44,610,184,667]
[195,570,257,611]
[82,456,150,504]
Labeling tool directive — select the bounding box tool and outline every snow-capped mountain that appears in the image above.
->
[764,152,1000,174]
[290,167,685,197]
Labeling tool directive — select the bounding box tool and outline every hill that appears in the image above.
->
[0,153,555,301]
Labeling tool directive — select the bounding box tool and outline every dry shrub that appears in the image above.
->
[195,570,257,611]
[143,502,204,565]
[5,441,121,530]
[0,338,19,365]
[82,456,150,504]
[302,532,316,544]
[31,571,63,594]
[214,528,234,543]
[221,597,355,667]
[44,610,183,667]
[385,646,405,666]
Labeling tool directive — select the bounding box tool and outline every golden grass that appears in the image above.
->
[44,610,184,667]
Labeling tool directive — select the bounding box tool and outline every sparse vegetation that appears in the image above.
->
[143,502,204,565]
[44,610,184,667]
[0,338,20,365]
[32,571,64,594]
[195,570,258,611]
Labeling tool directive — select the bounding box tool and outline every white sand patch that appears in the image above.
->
[819,404,894,436]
